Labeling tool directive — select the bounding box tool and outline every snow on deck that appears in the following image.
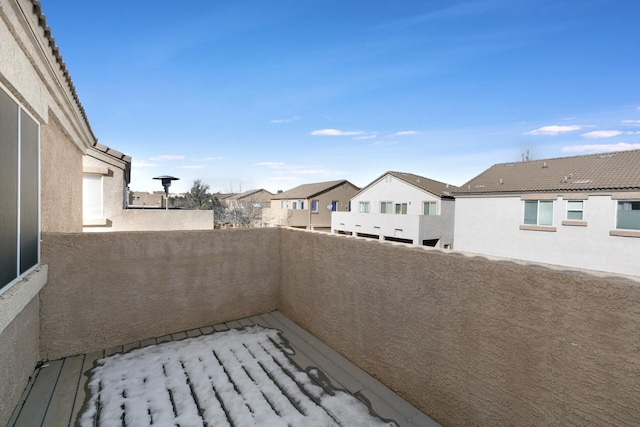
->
[79,325,396,426]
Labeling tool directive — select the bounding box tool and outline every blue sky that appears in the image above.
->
[43,0,640,193]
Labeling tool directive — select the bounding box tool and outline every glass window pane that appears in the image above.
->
[567,201,583,210]
[20,110,39,274]
[617,201,640,230]
[567,211,583,220]
[0,89,19,289]
[523,201,537,225]
[539,201,553,225]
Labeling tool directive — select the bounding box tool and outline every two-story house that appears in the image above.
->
[332,171,457,248]
[262,180,359,230]
[453,149,640,276]
[223,189,274,227]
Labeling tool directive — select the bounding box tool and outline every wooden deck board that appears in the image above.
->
[68,350,103,426]
[41,355,85,427]
[13,359,63,427]
[8,311,440,427]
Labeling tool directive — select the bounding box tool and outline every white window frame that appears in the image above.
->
[83,173,104,219]
[566,200,584,221]
[423,201,437,215]
[311,200,319,212]
[616,200,640,230]
[524,200,553,226]
[359,201,370,213]
[380,201,392,214]
[395,203,408,214]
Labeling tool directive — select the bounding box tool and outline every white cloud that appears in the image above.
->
[271,116,299,123]
[149,155,185,161]
[180,165,205,169]
[311,129,364,136]
[393,130,419,136]
[621,120,640,125]
[267,176,303,181]
[132,160,159,168]
[562,117,577,121]
[581,130,623,139]
[525,125,582,136]
[193,156,223,161]
[354,135,377,140]
[256,162,286,168]
[561,142,640,153]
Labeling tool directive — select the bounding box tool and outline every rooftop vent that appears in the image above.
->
[572,179,592,184]
[542,162,548,168]
[599,154,615,158]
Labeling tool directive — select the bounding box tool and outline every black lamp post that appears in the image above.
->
[153,175,179,210]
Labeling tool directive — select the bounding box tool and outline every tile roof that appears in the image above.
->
[455,149,640,195]
[271,180,358,200]
[30,1,96,142]
[225,189,274,200]
[355,171,458,199]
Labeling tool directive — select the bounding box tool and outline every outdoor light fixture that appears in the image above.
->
[153,175,179,210]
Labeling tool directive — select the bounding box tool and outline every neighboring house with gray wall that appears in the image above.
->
[129,191,165,208]
[263,180,359,230]
[332,171,457,248]
[453,149,640,277]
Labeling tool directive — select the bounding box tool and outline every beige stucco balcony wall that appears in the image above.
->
[25,228,640,426]
[278,229,640,426]
[39,229,280,359]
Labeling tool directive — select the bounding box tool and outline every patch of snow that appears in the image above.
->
[80,326,396,427]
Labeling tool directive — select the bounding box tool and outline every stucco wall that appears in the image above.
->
[41,114,84,232]
[278,229,640,426]
[39,229,280,359]
[454,195,640,276]
[0,297,40,426]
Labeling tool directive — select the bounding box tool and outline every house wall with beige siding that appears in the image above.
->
[0,2,102,422]
[278,229,640,427]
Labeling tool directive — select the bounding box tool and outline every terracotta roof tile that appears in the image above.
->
[455,149,640,195]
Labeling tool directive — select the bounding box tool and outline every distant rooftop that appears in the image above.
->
[355,171,458,199]
[271,180,358,200]
[455,149,640,195]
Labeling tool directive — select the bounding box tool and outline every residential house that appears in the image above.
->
[223,189,274,227]
[83,143,131,229]
[263,180,359,230]
[128,191,165,207]
[453,149,640,276]
[332,171,456,248]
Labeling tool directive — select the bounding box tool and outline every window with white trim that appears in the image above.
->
[380,201,392,214]
[83,173,103,218]
[524,200,553,226]
[359,201,369,213]
[395,203,407,214]
[280,200,288,209]
[311,200,318,212]
[423,201,437,215]
[566,200,584,220]
[1,87,40,293]
[616,201,640,230]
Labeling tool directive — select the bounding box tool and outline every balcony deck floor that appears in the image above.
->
[8,311,439,427]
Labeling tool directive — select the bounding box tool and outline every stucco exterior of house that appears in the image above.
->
[332,171,457,248]
[82,143,131,230]
[453,150,640,276]
[262,180,359,230]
